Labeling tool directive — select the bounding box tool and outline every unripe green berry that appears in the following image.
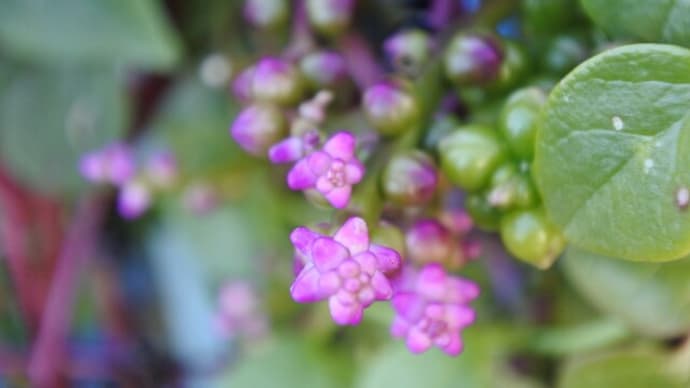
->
[438,125,508,192]
[500,208,566,269]
[498,87,546,161]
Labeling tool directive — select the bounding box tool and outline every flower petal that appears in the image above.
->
[287,159,317,190]
[290,266,323,302]
[316,175,334,194]
[312,237,349,272]
[329,297,363,325]
[318,271,342,296]
[445,305,476,328]
[268,137,303,163]
[416,264,448,300]
[369,244,402,273]
[307,151,332,175]
[346,160,365,184]
[334,217,369,254]
[392,292,424,321]
[353,252,378,275]
[406,327,432,354]
[370,272,393,300]
[441,333,463,356]
[323,131,356,160]
[290,226,320,256]
[325,185,352,209]
[390,316,410,338]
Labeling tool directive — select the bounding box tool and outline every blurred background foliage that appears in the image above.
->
[0,0,688,387]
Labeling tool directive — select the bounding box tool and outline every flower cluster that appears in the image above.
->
[79,143,178,219]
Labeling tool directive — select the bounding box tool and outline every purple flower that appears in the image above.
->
[286,131,364,208]
[230,104,287,156]
[117,180,151,219]
[268,129,321,164]
[390,263,479,356]
[79,142,135,186]
[251,57,303,105]
[146,151,178,188]
[290,217,402,325]
[216,281,269,340]
[300,50,348,88]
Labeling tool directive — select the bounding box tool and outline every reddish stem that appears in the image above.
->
[27,194,108,387]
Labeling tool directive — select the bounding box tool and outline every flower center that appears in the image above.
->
[326,160,347,187]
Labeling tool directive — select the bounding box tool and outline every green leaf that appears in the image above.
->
[0,65,126,195]
[534,44,690,261]
[580,0,690,47]
[0,0,181,69]
[153,76,242,176]
[562,247,690,338]
[558,349,689,388]
[356,325,542,388]
[214,335,352,388]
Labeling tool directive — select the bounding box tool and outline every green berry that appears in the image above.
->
[465,192,502,231]
[438,125,507,192]
[500,208,566,269]
[498,87,546,160]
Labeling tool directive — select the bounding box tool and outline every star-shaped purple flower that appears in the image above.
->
[390,263,479,356]
[268,129,321,164]
[290,217,402,325]
[286,131,365,208]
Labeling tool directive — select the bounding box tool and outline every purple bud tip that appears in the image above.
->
[390,263,479,356]
[445,33,503,85]
[117,181,151,219]
[232,66,255,102]
[300,51,348,87]
[289,217,402,325]
[230,104,287,156]
[383,29,434,73]
[146,151,178,188]
[382,151,438,205]
[405,219,455,266]
[286,131,364,208]
[362,82,419,136]
[243,0,288,29]
[79,142,135,186]
[251,57,303,105]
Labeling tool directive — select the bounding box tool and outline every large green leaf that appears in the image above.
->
[558,349,689,388]
[0,65,126,195]
[356,325,542,388]
[580,0,690,47]
[0,0,181,69]
[562,247,690,338]
[214,335,352,388]
[534,44,690,261]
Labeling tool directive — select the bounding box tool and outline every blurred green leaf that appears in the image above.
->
[562,247,690,338]
[356,325,542,388]
[215,335,353,388]
[0,65,126,195]
[580,0,690,47]
[0,0,181,69]
[534,44,690,261]
[527,319,629,356]
[153,76,242,176]
[558,349,689,388]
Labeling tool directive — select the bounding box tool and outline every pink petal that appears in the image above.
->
[328,297,363,325]
[441,334,463,356]
[370,272,393,300]
[334,217,369,254]
[392,292,424,321]
[268,137,303,163]
[287,159,317,190]
[79,152,105,182]
[290,227,320,256]
[369,244,402,273]
[416,264,448,300]
[445,305,475,328]
[316,175,334,194]
[325,185,352,208]
[312,237,349,272]
[406,327,432,354]
[345,160,365,184]
[446,278,480,303]
[117,182,151,219]
[307,151,332,175]
[318,271,342,296]
[390,317,410,338]
[353,252,378,275]
[290,266,323,302]
[323,131,356,160]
